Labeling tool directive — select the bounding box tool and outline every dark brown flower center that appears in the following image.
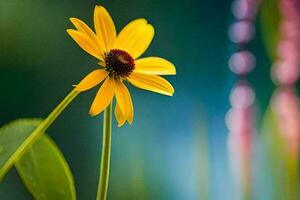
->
[104,49,135,79]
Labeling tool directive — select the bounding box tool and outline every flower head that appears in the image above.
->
[67,5,176,126]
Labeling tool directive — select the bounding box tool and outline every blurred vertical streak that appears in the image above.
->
[271,89,300,199]
[195,117,210,200]
[226,83,256,200]
[268,0,300,199]
[226,0,261,199]
[128,137,148,200]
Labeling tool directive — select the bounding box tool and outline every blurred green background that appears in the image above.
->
[0,0,277,199]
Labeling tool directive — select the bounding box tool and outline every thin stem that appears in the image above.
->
[97,103,112,200]
[0,89,79,178]
[28,89,79,142]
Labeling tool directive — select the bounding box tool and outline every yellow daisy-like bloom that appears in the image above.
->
[67,5,176,127]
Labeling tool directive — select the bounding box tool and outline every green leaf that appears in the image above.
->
[259,0,280,60]
[0,119,76,200]
[16,134,76,200]
[0,119,42,179]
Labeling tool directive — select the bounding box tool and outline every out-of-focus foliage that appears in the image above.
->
[261,107,300,200]
[259,0,280,60]
[261,107,286,200]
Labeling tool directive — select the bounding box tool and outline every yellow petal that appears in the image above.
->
[67,29,102,59]
[70,18,105,59]
[115,103,126,127]
[114,80,134,124]
[114,19,154,59]
[127,73,174,96]
[89,77,115,116]
[75,69,108,92]
[134,57,176,75]
[94,5,117,52]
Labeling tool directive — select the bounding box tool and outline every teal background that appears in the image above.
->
[0,0,273,199]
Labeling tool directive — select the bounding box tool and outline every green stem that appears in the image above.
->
[97,103,112,200]
[27,89,79,143]
[1,89,79,178]
[35,89,79,133]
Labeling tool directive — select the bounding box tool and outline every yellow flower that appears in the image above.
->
[67,5,176,127]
